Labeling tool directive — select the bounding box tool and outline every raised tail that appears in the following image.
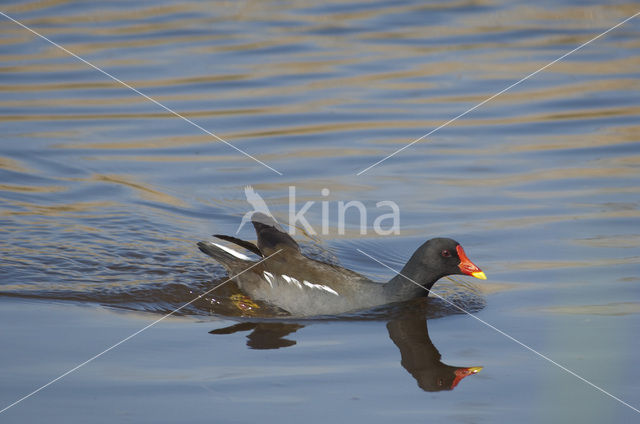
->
[213,234,262,257]
[197,241,253,270]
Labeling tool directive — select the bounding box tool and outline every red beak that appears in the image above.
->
[451,366,483,389]
[456,245,486,280]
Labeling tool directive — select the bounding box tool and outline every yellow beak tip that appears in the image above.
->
[471,271,487,280]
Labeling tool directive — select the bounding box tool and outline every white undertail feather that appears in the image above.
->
[210,242,251,260]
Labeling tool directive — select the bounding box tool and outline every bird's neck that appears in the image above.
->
[383,262,442,302]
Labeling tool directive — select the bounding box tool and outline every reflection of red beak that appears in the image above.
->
[451,366,483,389]
[456,245,486,280]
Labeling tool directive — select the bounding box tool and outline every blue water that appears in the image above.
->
[1,0,639,422]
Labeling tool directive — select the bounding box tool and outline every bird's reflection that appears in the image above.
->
[386,314,482,391]
[209,312,482,392]
[209,322,303,349]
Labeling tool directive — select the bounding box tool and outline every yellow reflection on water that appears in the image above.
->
[89,174,187,208]
[0,184,67,193]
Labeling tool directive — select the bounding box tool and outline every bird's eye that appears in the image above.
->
[441,249,452,258]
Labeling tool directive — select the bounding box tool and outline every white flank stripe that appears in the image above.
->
[281,274,302,289]
[263,271,274,288]
[210,242,251,260]
[303,280,339,296]
[320,285,339,296]
[291,277,302,289]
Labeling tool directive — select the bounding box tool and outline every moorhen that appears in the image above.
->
[197,214,486,316]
